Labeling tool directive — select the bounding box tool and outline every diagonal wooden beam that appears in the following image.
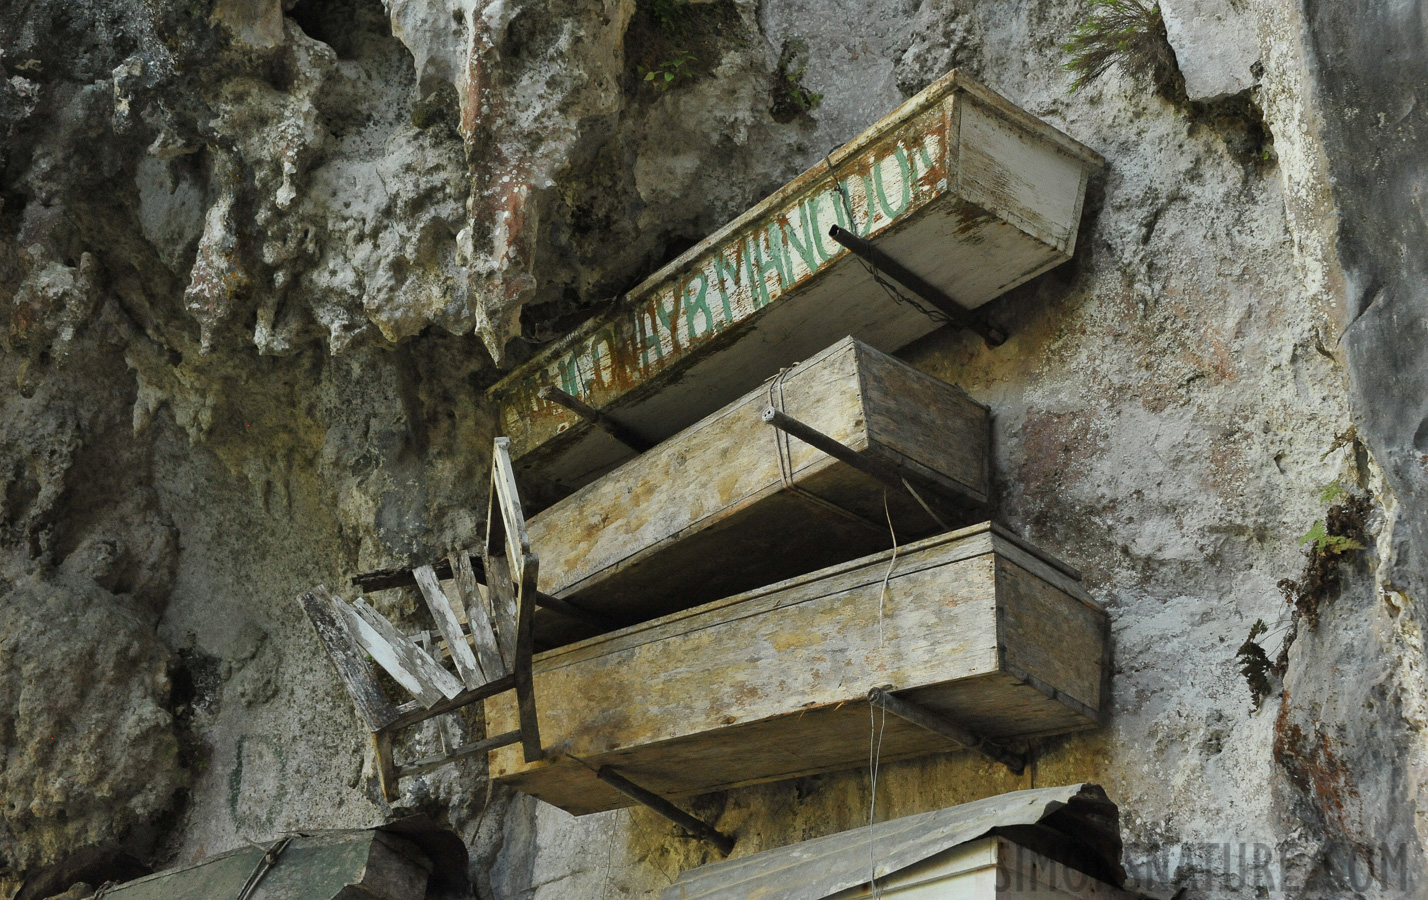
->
[414,564,484,689]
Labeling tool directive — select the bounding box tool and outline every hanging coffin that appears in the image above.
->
[524,336,989,647]
[486,523,1109,816]
[490,71,1103,504]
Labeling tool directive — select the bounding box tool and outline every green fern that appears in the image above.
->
[1298,519,1365,555]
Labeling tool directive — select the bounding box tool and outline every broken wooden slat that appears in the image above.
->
[486,523,1106,816]
[526,336,990,647]
[489,437,532,573]
[344,598,465,706]
[298,587,399,732]
[383,673,516,733]
[481,550,519,671]
[351,553,619,632]
[414,565,484,689]
[449,552,507,681]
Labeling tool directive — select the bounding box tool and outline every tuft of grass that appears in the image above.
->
[1062,0,1179,96]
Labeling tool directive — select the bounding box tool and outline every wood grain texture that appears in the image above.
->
[526,337,990,647]
[450,552,507,681]
[487,523,1107,815]
[414,565,484,689]
[488,73,1103,504]
[298,587,399,732]
[347,598,465,705]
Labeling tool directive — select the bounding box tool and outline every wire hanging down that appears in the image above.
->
[821,153,1007,348]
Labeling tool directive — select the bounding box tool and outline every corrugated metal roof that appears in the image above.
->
[662,784,1124,900]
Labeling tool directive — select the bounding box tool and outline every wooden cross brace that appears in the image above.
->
[298,438,544,801]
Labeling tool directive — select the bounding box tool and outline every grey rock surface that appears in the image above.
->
[0,0,1424,897]
[1160,0,1260,102]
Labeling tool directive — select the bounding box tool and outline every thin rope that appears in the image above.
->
[236,835,294,900]
[599,808,624,900]
[867,699,888,898]
[878,491,900,648]
[764,367,888,536]
[822,154,955,329]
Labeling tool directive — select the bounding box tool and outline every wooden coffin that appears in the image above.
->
[487,523,1109,816]
[490,72,1103,503]
[526,336,989,647]
[663,784,1131,900]
[101,831,433,900]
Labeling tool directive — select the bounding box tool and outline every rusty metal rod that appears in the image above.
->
[828,224,1006,347]
[595,767,736,855]
[539,386,654,453]
[352,556,617,632]
[761,408,910,494]
[867,687,1025,775]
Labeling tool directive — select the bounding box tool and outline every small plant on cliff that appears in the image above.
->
[1236,477,1371,709]
[1061,0,1180,97]
[770,38,823,123]
[638,51,697,92]
[1236,619,1276,711]
[1280,488,1369,628]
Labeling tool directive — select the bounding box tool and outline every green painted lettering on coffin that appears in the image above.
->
[712,250,742,324]
[639,309,664,369]
[745,231,785,309]
[682,271,715,339]
[874,147,914,219]
[557,355,583,397]
[654,289,682,352]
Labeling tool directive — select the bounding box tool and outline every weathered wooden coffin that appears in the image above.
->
[100,830,436,900]
[527,336,989,647]
[488,523,1109,816]
[663,784,1132,900]
[490,72,1103,503]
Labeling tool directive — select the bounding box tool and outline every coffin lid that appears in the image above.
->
[84,817,468,900]
[661,784,1125,900]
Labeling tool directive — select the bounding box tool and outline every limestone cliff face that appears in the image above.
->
[0,0,1424,897]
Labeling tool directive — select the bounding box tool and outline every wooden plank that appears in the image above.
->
[490,437,532,572]
[525,337,989,647]
[413,565,484,689]
[394,729,521,779]
[298,587,399,732]
[994,557,1107,717]
[486,525,1106,815]
[512,553,542,762]
[345,598,465,705]
[450,552,507,681]
[482,550,519,670]
[488,73,1102,502]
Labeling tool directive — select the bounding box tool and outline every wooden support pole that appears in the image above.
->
[538,386,654,454]
[828,224,1006,348]
[867,688,1026,775]
[351,555,618,633]
[595,767,736,855]
[761,407,911,495]
[394,729,522,779]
